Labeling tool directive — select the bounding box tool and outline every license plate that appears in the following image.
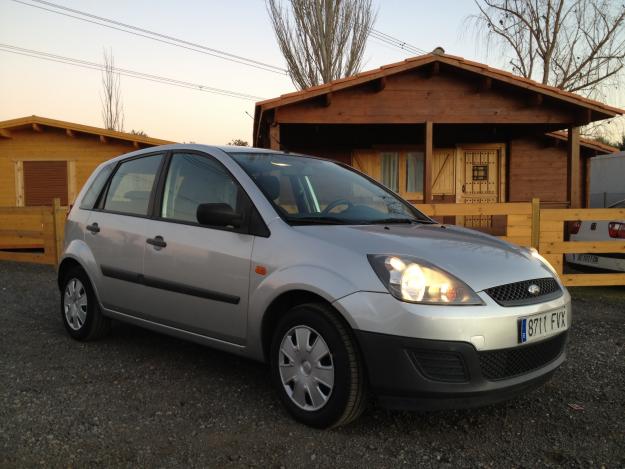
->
[576,254,598,263]
[518,308,567,344]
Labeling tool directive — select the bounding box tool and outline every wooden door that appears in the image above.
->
[458,148,501,228]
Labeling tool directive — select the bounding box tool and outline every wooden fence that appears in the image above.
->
[1,198,624,287]
[0,198,65,265]
[539,207,625,286]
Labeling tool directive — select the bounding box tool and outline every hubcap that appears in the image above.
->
[278,326,334,411]
[63,278,88,331]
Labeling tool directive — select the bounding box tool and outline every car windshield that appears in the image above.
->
[230,152,432,225]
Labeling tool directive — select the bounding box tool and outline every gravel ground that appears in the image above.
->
[0,261,624,468]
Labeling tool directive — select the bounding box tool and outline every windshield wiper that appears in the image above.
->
[369,218,418,224]
[368,218,438,225]
[286,216,349,225]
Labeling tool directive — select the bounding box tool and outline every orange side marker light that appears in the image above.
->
[255,265,267,276]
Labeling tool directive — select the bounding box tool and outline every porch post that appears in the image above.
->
[567,126,581,208]
[269,123,280,150]
[424,121,433,203]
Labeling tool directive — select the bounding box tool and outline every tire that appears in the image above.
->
[270,303,367,428]
[60,266,110,341]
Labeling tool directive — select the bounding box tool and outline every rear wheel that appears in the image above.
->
[270,303,367,428]
[60,267,110,341]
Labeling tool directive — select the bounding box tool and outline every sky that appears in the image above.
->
[1,0,617,144]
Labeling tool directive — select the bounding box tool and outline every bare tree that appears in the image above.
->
[469,0,625,99]
[267,0,376,90]
[101,48,124,131]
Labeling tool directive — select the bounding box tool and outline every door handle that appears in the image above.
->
[146,235,167,248]
[86,222,100,234]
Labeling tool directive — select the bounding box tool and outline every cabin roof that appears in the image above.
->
[255,52,624,118]
[547,131,619,154]
[0,115,174,146]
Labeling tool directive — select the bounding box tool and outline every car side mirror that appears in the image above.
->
[196,203,242,228]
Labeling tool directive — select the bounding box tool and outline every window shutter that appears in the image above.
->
[23,161,68,206]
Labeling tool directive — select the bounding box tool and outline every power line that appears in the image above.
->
[14,0,427,71]
[10,0,289,75]
[276,0,426,56]
[369,28,427,56]
[0,43,266,101]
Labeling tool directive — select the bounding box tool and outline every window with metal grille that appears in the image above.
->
[472,165,488,181]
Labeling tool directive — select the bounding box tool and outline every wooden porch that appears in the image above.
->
[254,52,622,216]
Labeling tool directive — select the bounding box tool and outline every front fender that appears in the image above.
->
[246,264,360,360]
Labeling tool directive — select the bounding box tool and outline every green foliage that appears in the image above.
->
[227,139,249,146]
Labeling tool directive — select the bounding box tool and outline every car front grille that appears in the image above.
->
[478,333,567,381]
[485,278,562,306]
[408,349,469,383]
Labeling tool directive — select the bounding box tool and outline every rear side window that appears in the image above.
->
[161,153,240,223]
[79,164,114,209]
[104,155,163,216]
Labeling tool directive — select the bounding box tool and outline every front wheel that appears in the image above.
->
[270,303,367,428]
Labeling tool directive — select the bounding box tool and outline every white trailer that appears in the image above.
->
[588,151,625,208]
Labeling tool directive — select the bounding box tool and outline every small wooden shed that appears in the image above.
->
[253,51,621,212]
[0,115,172,207]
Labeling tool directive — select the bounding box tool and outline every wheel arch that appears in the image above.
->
[260,289,358,363]
[57,257,84,290]
[57,239,102,305]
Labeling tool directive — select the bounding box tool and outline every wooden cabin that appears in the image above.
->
[253,51,620,220]
[0,115,172,207]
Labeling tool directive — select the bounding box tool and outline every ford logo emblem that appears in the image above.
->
[528,284,541,295]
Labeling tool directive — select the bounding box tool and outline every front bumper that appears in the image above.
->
[333,288,571,410]
[333,289,571,351]
[354,330,567,410]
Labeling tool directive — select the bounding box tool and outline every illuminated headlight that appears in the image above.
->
[367,255,484,305]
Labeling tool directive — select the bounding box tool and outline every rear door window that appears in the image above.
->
[80,164,114,209]
[103,154,163,216]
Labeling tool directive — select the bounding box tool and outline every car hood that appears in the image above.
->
[294,223,555,292]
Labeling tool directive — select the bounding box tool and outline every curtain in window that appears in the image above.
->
[381,152,399,192]
[406,152,424,193]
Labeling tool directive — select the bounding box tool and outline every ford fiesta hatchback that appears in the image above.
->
[58,144,570,428]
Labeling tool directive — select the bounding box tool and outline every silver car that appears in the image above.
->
[58,145,570,428]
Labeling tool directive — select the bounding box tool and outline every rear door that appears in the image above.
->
[84,153,164,314]
[140,152,254,345]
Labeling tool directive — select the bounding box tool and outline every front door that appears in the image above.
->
[141,152,253,345]
[458,147,502,229]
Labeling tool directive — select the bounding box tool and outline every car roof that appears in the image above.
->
[102,143,331,167]
[99,143,283,165]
